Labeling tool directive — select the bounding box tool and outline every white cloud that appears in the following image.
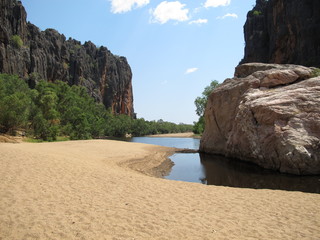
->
[185,68,198,74]
[110,0,149,13]
[217,13,238,19]
[188,18,208,25]
[204,0,231,8]
[150,1,189,24]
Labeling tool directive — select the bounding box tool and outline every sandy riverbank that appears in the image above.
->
[147,132,200,138]
[0,140,319,239]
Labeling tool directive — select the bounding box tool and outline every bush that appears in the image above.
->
[10,35,23,49]
[193,116,205,135]
[32,112,59,141]
[0,74,31,133]
[311,68,320,77]
[0,74,193,140]
[0,93,31,134]
[63,62,69,70]
[193,80,219,135]
[252,10,262,16]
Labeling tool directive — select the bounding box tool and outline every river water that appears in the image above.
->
[129,137,320,194]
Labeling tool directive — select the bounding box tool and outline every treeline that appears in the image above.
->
[0,74,193,141]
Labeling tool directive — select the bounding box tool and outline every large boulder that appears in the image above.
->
[200,63,320,175]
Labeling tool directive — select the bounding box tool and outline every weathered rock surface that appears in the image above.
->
[0,0,134,116]
[240,0,320,67]
[200,63,320,175]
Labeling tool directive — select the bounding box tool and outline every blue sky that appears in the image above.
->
[22,0,256,124]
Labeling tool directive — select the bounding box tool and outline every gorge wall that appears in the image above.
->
[200,0,320,175]
[240,0,320,67]
[0,0,134,116]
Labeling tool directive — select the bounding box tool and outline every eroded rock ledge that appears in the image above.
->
[200,63,320,175]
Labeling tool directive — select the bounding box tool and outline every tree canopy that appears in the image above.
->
[0,74,193,140]
[194,80,219,117]
[193,80,219,134]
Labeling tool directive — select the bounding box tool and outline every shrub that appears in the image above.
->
[10,35,23,49]
[311,68,320,77]
[253,10,262,16]
[0,74,193,140]
[74,44,82,50]
[0,74,32,133]
[63,62,70,70]
[193,116,205,135]
[193,80,219,135]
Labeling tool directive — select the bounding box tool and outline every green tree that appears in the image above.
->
[145,121,158,135]
[0,93,31,133]
[0,74,32,134]
[68,111,92,140]
[31,81,60,140]
[32,112,59,141]
[131,118,148,136]
[194,80,219,117]
[105,114,132,137]
[10,35,23,49]
[53,81,106,139]
[0,73,194,140]
[193,116,205,135]
[193,80,219,134]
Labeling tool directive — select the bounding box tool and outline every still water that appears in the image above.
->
[129,137,320,194]
[130,137,200,149]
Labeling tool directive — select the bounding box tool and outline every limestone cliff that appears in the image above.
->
[0,0,134,116]
[200,63,320,175]
[240,0,320,67]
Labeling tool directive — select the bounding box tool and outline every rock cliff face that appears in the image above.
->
[240,0,320,67]
[200,63,320,175]
[0,0,134,116]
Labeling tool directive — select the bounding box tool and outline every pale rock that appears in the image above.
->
[200,63,320,175]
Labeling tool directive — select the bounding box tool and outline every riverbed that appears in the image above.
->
[1,139,319,239]
[130,136,320,194]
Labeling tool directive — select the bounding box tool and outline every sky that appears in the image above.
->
[22,0,256,124]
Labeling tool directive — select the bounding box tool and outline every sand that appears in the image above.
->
[147,132,199,138]
[0,140,319,240]
[0,135,21,143]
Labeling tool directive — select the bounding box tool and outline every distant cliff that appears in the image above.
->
[240,0,320,67]
[0,0,134,116]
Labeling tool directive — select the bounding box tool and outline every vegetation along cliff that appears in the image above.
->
[240,0,320,67]
[0,0,134,116]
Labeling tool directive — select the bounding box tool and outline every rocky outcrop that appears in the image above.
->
[0,0,134,116]
[200,63,320,175]
[240,0,320,67]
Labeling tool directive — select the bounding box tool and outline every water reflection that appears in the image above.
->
[165,153,205,183]
[199,153,320,194]
[125,137,319,194]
